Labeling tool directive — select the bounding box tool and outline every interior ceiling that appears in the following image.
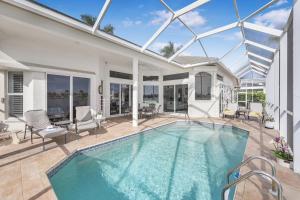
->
[4,0,293,79]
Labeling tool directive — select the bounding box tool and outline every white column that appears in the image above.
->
[293,0,300,173]
[132,57,139,127]
[280,33,288,139]
[0,70,5,121]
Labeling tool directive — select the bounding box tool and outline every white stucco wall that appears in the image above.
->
[273,52,280,130]
[0,70,5,121]
[279,33,288,139]
[293,0,300,173]
[188,67,219,118]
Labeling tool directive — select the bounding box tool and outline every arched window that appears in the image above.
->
[195,72,212,100]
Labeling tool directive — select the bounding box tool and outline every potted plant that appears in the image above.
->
[271,136,293,168]
[265,115,275,129]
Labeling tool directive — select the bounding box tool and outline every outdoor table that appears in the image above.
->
[237,108,249,119]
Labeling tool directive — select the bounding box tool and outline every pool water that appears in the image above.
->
[49,121,248,200]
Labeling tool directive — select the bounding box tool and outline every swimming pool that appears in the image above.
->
[48,121,248,200]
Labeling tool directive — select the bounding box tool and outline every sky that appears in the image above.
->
[34,0,292,73]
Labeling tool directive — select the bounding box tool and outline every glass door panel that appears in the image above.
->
[47,74,70,122]
[175,84,188,113]
[121,84,130,114]
[110,83,120,115]
[163,85,174,112]
[73,77,90,121]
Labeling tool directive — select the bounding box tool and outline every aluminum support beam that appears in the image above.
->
[250,59,270,69]
[92,0,112,33]
[245,40,277,53]
[243,22,283,37]
[141,0,209,52]
[248,52,272,63]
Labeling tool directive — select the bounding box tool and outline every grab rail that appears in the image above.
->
[226,155,277,193]
[222,170,283,200]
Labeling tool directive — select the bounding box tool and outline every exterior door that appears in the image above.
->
[175,84,188,113]
[163,85,174,112]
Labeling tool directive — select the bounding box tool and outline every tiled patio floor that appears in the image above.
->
[0,115,299,200]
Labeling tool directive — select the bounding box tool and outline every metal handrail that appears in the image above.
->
[227,156,276,183]
[222,170,283,200]
[226,155,277,193]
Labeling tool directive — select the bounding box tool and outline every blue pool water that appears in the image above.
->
[49,121,248,200]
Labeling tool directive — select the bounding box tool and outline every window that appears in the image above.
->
[163,72,189,81]
[143,85,159,103]
[7,72,23,116]
[195,72,212,100]
[47,74,70,121]
[143,76,159,81]
[110,70,132,80]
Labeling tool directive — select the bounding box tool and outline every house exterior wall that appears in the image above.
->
[0,0,237,129]
[280,33,288,139]
[265,61,275,117]
[293,0,300,173]
[0,70,5,121]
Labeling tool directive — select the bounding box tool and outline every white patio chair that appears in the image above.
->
[223,103,238,119]
[24,110,68,150]
[248,102,263,122]
[72,106,98,135]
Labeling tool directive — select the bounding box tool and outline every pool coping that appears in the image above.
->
[46,119,250,199]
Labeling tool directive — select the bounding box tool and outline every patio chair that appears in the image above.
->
[223,103,238,119]
[248,102,263,122]
[154,105,162,117]
[142,106,155,118]
[24,110,68,150]
[72,106,98,135]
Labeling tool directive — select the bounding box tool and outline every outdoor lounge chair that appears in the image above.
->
[248,102,263,122]
[223,103,238,118]
[72,106,98,135]
[24,110,68,150]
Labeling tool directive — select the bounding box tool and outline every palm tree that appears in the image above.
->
[80,14,115,35]
[103,24,114,35]
[80,14,97,26]
[160,42,182,58]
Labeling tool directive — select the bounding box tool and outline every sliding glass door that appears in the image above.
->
[110,83,132,115]
[163,85,174,112]
[121,84,131,114]
[47,74,90,122]
[47,74,70,122]
[110,83,120,115]
[73,77,90,120]
[175,84,188,113]
[164,84,188,113]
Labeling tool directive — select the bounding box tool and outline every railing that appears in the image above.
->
[226,155,277,192]
[222,170,283,200]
